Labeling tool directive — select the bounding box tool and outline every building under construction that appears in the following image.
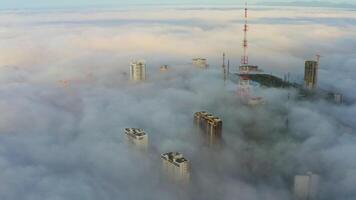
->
[304,60,318,90]
[194,111,222,145]
[161,152,190,182]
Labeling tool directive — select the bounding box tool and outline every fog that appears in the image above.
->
[0,6,355,200]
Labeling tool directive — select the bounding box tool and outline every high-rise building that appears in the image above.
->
[304,61,318,90]
[124,128,148,149]
[161,152,190,182]
[192,58,208,68]
[194,111,222,145]
[294,172,320,200]
[130,61,146,81]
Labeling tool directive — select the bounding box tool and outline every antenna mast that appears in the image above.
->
[222,52,227,83]
[241,1,249,66]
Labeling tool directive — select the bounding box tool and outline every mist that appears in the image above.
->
[0,5,355,200]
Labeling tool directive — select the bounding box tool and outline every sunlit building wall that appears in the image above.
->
[130,60,146,81]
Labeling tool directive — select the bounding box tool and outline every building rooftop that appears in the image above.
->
[305,60,318,63]
[131,60,146,65]
[124,128,147,137]
[161,152,189,165]
[195,111,222,123]
[192,58,207,61]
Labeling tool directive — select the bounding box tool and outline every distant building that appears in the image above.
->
[194,111,222,145]
[192,58,208,68]
[294,172,320,200]
[304,61,318,90]
[160,65,169,72]
[124,128,148,149]
[161,152,190,182]
[333,93,343,104]
[130,61,146,81]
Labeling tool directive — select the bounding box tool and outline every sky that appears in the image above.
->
[0,0,356,9]
[0,4,356,200]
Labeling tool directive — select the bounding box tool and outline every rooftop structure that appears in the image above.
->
[194,111,222,145]
[130,60,146,81]
[124,128,148,149]
[192,58,208,68]
[304,60,318,90]
[239,65,262,74]
[294,172,320,200]
[161,152,190,182]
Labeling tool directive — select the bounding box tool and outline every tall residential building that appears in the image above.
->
[194,111,222,145]
[304,61,318,90]
[124,128,148,149]
[294,172,320,200]
[192,58,208,68]
[130,61,146,81]
[161,152,190,182]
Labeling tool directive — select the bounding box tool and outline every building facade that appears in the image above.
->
[124,128,148,149]
[194,111,222,145]
[130,61,146,81]
[304,61,318,90]
[161,152,190,182]
[294,172,320,200]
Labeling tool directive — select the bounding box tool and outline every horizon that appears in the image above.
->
[1,0,356,10]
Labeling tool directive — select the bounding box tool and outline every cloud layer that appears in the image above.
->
[0,6,355,200]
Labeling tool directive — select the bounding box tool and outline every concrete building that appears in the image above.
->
[192,58,208,68]
[124,128,148,149]
[304,61,318,90]
[294,172,320,200]
[194,111,222,145]
[130,60,146,81]
[161,152,190,182]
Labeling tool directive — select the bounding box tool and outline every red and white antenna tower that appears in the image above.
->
[238,1,251,100]
[241,1,249,66]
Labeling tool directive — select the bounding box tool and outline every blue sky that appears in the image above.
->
[0,0,355,9]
